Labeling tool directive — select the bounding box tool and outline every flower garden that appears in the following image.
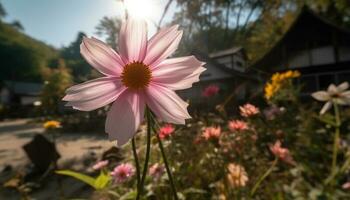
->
[53,21,350,199]
[1,1,350,199]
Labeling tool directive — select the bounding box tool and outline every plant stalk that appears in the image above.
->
[136,108,152,200]
[250,157,278,197]
[330,102,341,186]
[132,137,140,189]
[156,128,179,200]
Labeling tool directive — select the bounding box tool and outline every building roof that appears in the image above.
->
[250,7,350,72]
[209,47,244,58]
[192,50,258,81]
[3,81,43,96]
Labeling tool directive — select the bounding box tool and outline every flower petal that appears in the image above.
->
[327,84,338,94]
[63,77,126,111]
[335,97,350,105]
[338,82,349,92]
[311,91,330,102]
[81,37,124,76]
[342,91,350,98]
[320,101,332,115]
[105,91,145,146]
[118,19,148,63]
[143,25,182,67]
[151,56,206,90]
[145,84,191,124]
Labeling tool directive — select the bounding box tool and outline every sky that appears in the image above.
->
[2,0,175,48]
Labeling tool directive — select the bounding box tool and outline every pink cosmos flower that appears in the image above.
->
[111,163,135,183]
[202,85,219,97]
[63,19,205,146]
[342,181,350,190]
[269,140,295,165]
[228,120,248,132]
[149,163,165,180]
[92,160,109,170]
[202,126,221,140]
[239,103,260,117]
[158,124,175,139]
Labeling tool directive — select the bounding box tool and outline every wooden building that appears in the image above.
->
[251,8,350,95]
[0,81,42,107]
[178,48,258,108]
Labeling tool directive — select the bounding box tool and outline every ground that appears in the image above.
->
[0,119,115,199]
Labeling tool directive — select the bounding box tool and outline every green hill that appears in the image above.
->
[0,22,58,82]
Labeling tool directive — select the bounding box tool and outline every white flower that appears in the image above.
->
[311,82,350,115]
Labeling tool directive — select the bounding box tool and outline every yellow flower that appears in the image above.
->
[292,70,300,78]
[43,120,61,129]
[226,163,248,188]
[264,70,300,100]
[271,72,281,82]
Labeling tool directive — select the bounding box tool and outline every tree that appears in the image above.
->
[41,59,72,115]
[95,16,122,49]
[0,2,7,20]
[61,32,91,82]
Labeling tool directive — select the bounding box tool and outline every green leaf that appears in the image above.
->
[56,170,97,189]
[94,171,111,189]
[119,190,137,200]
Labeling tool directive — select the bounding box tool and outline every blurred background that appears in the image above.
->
[0,0,350,199]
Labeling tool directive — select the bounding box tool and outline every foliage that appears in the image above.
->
[0,21,58,82]
[54,76,350,199]
[56,170,111,190]
[41,59,72,115]
[95,16,122,50]
[60,32,93,82]
[172,0,350,62]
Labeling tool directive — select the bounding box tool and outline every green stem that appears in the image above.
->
[136,108,152,200]
[132,138,140,190]
[330,102,341,186]
[250,158,278,197]
[156,129,179,200]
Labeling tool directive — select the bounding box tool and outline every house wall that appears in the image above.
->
[288,46,339,68]
[0,88,10,104]
[200,62,233,81]
[212,52,246,72]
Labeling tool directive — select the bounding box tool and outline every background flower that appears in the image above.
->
[149,163,165,180]
[269,140,295,165]
[111,163,135,183]
[202,85,220,97]
[312,82,350,115]
[158,124,175,139]
[92,160,109,171]
[239,103,259,117]
[226,163,249,188]
[202,126,221,140]
[228,120,248,132]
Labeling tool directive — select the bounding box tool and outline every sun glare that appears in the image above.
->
[124,0,159,20]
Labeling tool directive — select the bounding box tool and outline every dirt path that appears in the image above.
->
[0,119,115,169]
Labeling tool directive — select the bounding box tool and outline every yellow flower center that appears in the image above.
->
[121,62,152,90]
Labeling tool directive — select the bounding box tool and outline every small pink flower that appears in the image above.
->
[202,85,219,97]
[263,105,283,120]
[159,124,175,139]
[269,140,295,165]
[228,120,248,132]
[239,103,260,117]
[149,163,165,180]
[92,160,109,170]
[63,18,206,146]
[342,182,350,190]
[111,163,135,183]
[202,126,221,140]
